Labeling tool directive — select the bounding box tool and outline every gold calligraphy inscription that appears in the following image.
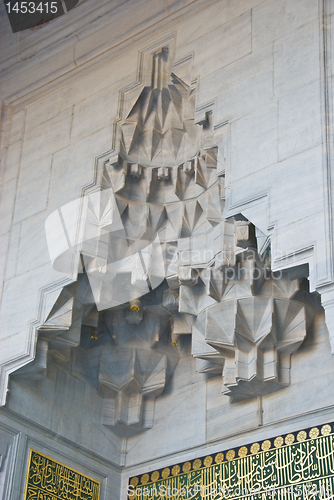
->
[24,449,100,500]
[129,423,334,499]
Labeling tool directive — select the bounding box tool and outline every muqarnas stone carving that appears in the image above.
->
[120,47,201,169]
[189,244,318,403]
[33,276,182,436]
[11,43,319,435]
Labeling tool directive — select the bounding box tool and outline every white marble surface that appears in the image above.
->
[1,1,334,499]
[278,79,322,161]
[176,10,252,78]
[252,0,319,50]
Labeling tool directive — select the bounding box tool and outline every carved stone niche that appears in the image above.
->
[9,40,319,435]
[11,41,227,437]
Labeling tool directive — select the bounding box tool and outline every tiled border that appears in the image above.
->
[129,422,333,489]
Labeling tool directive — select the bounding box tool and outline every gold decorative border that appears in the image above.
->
[23,448,101,500]
[129,423,333,488]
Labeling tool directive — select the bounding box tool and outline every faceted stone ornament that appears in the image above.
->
[9,41,320,436]
[99,347,167,436]
[189,252,317,402]
[120,47,201,168]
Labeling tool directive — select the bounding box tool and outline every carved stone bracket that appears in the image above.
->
[8,41,320,433]
[189,250,317,402]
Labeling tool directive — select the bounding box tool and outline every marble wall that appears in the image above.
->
[1,0,334,499]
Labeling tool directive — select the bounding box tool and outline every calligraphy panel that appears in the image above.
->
[128,423,334,499]
[23,449,100,500]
